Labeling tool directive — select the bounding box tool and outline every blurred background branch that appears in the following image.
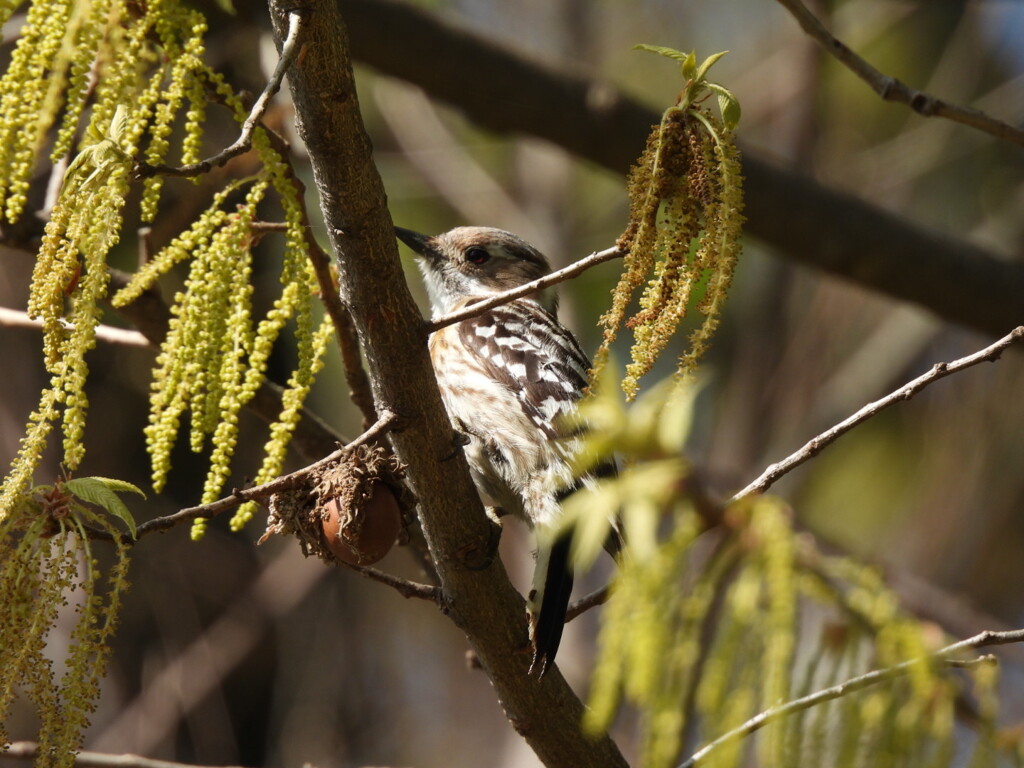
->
[773,0,1024,147]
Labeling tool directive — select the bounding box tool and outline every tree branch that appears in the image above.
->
[0,306,149,347]
[132,410,397,540]
[267,1,628,764]
[678,628,1024,768]
[135,11,305,178]
[339,0,1024,339]
[732,326,1024,501]
[426,245,623,332]
[0,743,246,768]
[343,562,441,602]
[566,583,611,623]
[773,0,1024,148]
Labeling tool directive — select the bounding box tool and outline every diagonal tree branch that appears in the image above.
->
[773,0,1024,148]
[132,410,397,540]
[338,0,1024,339]
[733,325,1024,501]
[267,2,628,765]
[136,11,306,178]
[0,742,246,768]
[425,245,623,332]
[678,628,1024,768]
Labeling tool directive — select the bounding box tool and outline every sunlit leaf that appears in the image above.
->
[64,477,144,538]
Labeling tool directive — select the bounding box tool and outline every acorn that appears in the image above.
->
[320,479,401,565]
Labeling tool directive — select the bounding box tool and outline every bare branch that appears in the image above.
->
[774,0,1024,148]
[248,220,289,234]
[732,326,1024,501]
[343,562,441,602]
[678,628,1024,768]
[132,410,398,540]
[135,11,305,178]
[0,306,149,347]
[0,742,246,768]
[427,246,623,332]
[566,583,611,623]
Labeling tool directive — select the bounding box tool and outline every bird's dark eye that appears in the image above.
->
[465,246,490,265]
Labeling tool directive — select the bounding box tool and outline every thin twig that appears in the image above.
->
[678,628,1022,768]
[132,410,397,540]
[732,326,1024,501]
[261,130,378,428]
[426,246,623,332]
[566,583,612,623]
[0,306,149,347]
[135,11,306,178]
[248,220,289,233]
[774,0,1024,148]
[0,743,246,768]
[344,562,441,602]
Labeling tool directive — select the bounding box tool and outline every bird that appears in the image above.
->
[396,224,611,677]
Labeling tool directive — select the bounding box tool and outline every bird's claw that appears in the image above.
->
[456,515,502,571]
[441,429,471,461]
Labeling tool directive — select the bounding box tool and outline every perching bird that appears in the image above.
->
[396,225,609,677]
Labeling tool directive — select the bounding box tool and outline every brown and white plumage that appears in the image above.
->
[397,225,598,676]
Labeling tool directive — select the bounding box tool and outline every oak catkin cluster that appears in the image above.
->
[0,0,335,761]
[595,74,744,400]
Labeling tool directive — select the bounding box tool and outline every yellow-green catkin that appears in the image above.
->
[0,491,131,768]
[594,51,744,400]
[140,9,208,220]
[141,181,267,495]
[229,313,335,531]
[0,0,219,512]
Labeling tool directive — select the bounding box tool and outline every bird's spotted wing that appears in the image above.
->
[457,300,590,439]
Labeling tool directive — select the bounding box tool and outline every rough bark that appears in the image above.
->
[266,2,629,766]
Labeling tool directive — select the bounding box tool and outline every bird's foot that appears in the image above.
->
[456,515,502,571]
[441,429,471,461]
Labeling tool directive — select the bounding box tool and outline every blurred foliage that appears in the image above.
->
[562,379,1013,768]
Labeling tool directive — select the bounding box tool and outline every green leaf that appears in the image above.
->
[706,83,742,130]
[64,476,144,538]
[634,43,691,63]
[681,49,697,80]
[693,50,729,85]
[656,379,702,454]
[562,481,621,571]
[721,97,741,131]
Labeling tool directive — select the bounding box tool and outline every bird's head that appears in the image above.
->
[396,226,556,316]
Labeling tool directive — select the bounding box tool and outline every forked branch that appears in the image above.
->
[136,11,306,178]
[133,410,398,540]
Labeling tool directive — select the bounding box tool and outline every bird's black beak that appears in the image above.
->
[394,227,438,261]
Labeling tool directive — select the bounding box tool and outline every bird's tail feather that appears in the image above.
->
[529,531,574,678]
